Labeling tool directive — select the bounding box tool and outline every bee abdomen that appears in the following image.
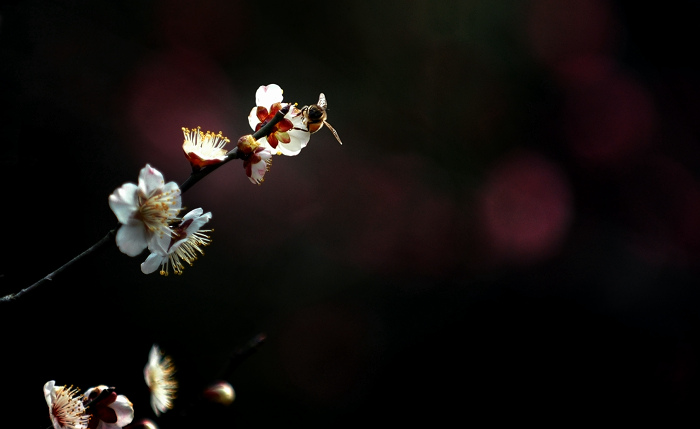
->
[308,122,324,133]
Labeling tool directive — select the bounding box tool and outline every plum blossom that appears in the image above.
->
[144,344,178,416]
[83,385,134,429]
[181,126,230,170]
[108,165,181,257]
[44,380,90,429]
[141,208,212,275]
[248,84,310,156]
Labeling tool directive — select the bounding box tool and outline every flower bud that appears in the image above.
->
[202,381,236,406]
[237,134,259,155]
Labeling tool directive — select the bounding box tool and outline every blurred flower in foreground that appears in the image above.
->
[144,344,178,416]
[83,385,134,429]
[202,381,236,406]
[182,126,230,170]
[248,83,309,156]
[109,164,182,257]
[238,134,272,184]
[141,208,212,275]
[125,419,158,429]
[44,380,90,429]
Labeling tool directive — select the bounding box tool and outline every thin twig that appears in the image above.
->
[1,229,116,302]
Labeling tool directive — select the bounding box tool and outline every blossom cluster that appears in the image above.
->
[40,83,339,428]
[108,84,340,275]
[44,344,235,429]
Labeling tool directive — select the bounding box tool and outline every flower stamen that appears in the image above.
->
[160,229,212,276]
[136,188,181,237]
[45,382,90,429]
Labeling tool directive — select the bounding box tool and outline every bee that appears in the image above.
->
[299,93,343,145]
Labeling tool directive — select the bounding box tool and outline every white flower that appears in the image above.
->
[181,126,230,170]
[141,208,212,275]
[144,344,178,416]
[248,84,310,156]
[44,380,90,429]
[108,164,182,257]
[83,385,134,429]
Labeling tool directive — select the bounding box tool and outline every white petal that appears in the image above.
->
[182,208,204,222]
[44,380,56,406]
[248,158,268,184]
[255,84,284,107]
[110,395,135,426]
[138,164,165,197]
[141,252,165,274]
[276,128,311,156]
[147,232,171,256]
[108,183,139,224]
[116,223,148,257]
[149,235,171,255]
[147,344,161,370]
[184,209,212,233]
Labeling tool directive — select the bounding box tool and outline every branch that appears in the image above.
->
[180,104,290,193]
[1,229,116,302]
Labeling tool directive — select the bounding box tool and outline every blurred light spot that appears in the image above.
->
[477,151,573,265]
[562,69,656,167]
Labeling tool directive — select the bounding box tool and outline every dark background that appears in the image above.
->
[2,0,700,426]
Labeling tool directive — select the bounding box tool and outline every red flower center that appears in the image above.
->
[255,103,293,149]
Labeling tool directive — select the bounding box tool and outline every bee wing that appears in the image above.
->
[323,120,343,145]
[317,93,327,110]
